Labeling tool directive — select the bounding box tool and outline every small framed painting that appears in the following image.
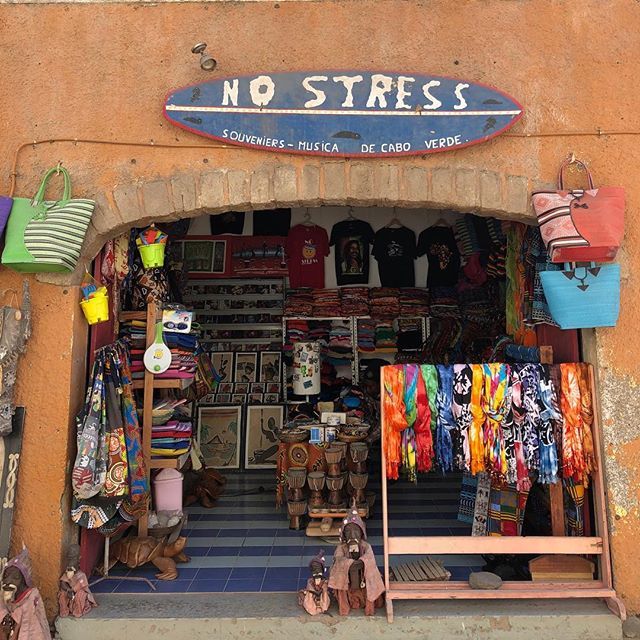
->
[215,393,231,404]
[251,383,266,394]
[234,383,249,394]
[245,405,283,469]
[248,393,263,404]
[266,382,280,394]
[235,352,257,383]
[198,405,241,470]
[259,352,282,383]
[263,393,279,403]
[184,240,214,273]
[210,352,233,383]
[218,382,233,394]
[231,394,246,404]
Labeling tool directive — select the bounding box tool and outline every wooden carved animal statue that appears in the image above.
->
[110,536,189,581]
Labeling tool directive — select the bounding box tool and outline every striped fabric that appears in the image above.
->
[23,198,94,270]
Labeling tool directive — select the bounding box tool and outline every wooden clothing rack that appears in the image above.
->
[120,302,193,535]
[379,358,625,623]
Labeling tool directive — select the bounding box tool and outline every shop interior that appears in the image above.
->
[77,205,599,598]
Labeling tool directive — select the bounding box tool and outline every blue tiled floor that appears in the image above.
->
[114,469,481,593]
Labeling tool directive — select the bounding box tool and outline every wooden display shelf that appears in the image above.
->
[132,378,193,390]
[150,451,191,470]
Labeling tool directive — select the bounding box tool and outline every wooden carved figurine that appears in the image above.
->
[328,506,384,616]
[58,544,97,618]
[297,550,330,616]
[110,535,189,580]
[0,548,51,640]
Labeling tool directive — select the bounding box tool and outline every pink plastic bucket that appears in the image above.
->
[153,468,183,512]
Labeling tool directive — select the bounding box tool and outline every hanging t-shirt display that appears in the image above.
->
[209,211,245,235]
[329,219,375,286]
[253,208,291,236]
[417,225,461,288]
[372,226,417,287]
[285,224,330,288]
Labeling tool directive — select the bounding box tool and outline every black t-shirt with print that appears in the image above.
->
[417,225,461,287]
[329,219,375,286]
[372,226,417,287]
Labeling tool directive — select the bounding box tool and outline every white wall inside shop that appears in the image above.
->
[187,207,463,288]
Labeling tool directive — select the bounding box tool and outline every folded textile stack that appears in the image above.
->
[370,288,400,319]
[149,401,193,458]
[308,320,331,346]
[340,287,370,316]
[429,286,461,320]
[375,322,397,349]
[399,288,430,316]
[284,289,313,317]
[357,319,376,352]
[328,320,352,354]
[312,289,341,317]
[286,319,310,345]
[121,319,198,381]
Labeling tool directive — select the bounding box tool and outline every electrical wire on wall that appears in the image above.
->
[8,128,640,196]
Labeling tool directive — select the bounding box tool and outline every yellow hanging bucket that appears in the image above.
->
[80,288,110,325]
[139,243,166,269]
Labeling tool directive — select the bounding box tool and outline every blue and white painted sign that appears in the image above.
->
[164,71,523,157]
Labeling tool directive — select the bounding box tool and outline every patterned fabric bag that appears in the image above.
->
[532,158,624,264]
[2,167,94,273]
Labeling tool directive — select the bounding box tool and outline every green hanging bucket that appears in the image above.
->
[139,243,165,269]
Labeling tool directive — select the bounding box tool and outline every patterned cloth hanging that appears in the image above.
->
[577,363,597,487]
[413,368,433,473]
[564,478,585,536]
[382,365,408,480]
[559,363,587,483]
[452,364,473,471]
[520,364,542,473]
[402,365,419,482]
[436,365,456,472]
[509,366,531,491]
[481,363,511,480]
[537,365,560,484]
[469,365,486,475]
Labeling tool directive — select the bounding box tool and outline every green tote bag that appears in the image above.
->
[1,167,95,273]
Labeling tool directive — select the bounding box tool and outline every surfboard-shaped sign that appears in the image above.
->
[164,71,523,158]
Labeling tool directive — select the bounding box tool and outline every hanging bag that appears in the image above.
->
[0,197,13,239]
[531,158,624,263]
[539,262,620,329]
[2,166,95,273]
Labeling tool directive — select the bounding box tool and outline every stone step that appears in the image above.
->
[56,593,623,640]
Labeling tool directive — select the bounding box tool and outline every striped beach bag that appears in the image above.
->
[531,158,624,264]
[2,167,94,273]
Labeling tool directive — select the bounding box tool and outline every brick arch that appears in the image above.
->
[40,160,545,285]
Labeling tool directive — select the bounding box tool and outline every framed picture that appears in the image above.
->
[231,394,246,404]
[234,383,249,394]
[210,352,233,383]
[198,405,241,470]
[248,393,263,404]
[259,352,282,383]
[216,393,231,404]
[266,382,280,394]
[245,405,283,469]
[235,352,257,383]
[264,393,279,403]
[211,240,227,273]
[251,383,265,393]
[184,240,214,272]
[218,382,233,394]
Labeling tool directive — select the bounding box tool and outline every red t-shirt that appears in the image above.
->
[285,224,329,288]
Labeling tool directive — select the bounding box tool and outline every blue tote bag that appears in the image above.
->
[540,262,620,329]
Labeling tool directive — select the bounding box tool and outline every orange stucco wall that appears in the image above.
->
[1,0,639,616]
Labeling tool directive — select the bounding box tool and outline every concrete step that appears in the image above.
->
[56,593,623,640]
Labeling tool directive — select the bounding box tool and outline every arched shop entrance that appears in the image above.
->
[61,156,621,621]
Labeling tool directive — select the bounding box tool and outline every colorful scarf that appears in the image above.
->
[564,478,585,536]
[382,365,407,480]
[481,363,511,480]
[402,365,419,482]
[577,363,597,486]
[452,364,473,471]
[414,365,434,472]
[436,365,456,472]
[469,365,486,475]
[520,364,541,473]
[538,365,560,485]
[421,365,439,441]
[559,364,586,483]
[509,366,530,491]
